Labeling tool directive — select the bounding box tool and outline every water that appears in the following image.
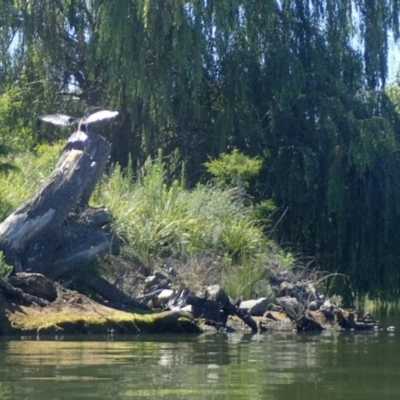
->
[0,317,399,400]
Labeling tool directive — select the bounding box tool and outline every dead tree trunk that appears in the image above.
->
[0,130,120,284]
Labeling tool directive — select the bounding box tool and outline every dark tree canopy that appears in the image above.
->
[1,0,400,298]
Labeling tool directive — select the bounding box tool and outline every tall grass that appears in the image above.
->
[93,154,200,264]
[94,154,269,264]
[93,151,294,298]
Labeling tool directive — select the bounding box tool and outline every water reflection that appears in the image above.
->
[0,324,399,399]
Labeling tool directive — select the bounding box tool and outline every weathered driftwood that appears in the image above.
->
[77,272,148,310]
[8,272,57,301]
[0,130,121,301]
[295,311,324,331]
[0,277,49,307]
[336,310,379,330]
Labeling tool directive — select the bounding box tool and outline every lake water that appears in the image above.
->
[0,316,399,400]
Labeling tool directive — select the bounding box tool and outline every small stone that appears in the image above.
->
[239,298,269,316]
[144,275,159,288]
[309,300,319,311]
[181,305,193,313]
[206,285,231,308]
[157,289,175,303]
[387,326,395,332]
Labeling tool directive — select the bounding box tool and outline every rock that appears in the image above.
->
[144,275,159,288]
[320,299,335,319]
[181,305,193,313]
[278,281,294,297]
[309,300,323,311]
[168,289,188,308]
[192,299,222,323]
[184,286,233,325]
[157,289,175,304]
[309,300,318,311]
[186,292,207,307]
[267,303,283,312]
[239,298,269,316]
[276,296,301,318]
[323,299,333,308]
[206,285,231,308]
[153,268,171,282]
[144,274,170,293]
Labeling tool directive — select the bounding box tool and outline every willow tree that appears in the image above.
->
[1,0,400,298]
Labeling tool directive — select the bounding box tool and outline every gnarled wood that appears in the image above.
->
[0,277,49,307]
[0,131,116,282]
[77,272,148,310]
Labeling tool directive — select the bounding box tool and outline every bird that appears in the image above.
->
[38,106,119,134]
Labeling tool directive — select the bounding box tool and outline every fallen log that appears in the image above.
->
[0,277,49,307]
[78,272,148,310]
[295,311,324,331]
[336,310,378,330]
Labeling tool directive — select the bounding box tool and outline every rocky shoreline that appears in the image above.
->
[0,269,393,337]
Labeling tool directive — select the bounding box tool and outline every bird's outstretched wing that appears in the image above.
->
[38,114,78,126]
[83,110,119,125]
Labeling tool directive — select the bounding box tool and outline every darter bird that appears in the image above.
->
[38,106,119,133]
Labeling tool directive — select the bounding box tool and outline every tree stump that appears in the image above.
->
[0,130,121,300]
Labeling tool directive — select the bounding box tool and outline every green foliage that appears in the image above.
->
[0,87,23,178]
[249,199,277,222]
[0,142,62,221]
[2,0,399,163]
[0,86,35,152]
[204,149,262,189]
[0,251,13,278]
[221,219,266,265]
[95,153,195,264]
[93,151,292,298]
[275,250,296,270]
[1,0,400,298]
[223,261,266,301]
[95,151,266,266]
[385,84,400,113]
